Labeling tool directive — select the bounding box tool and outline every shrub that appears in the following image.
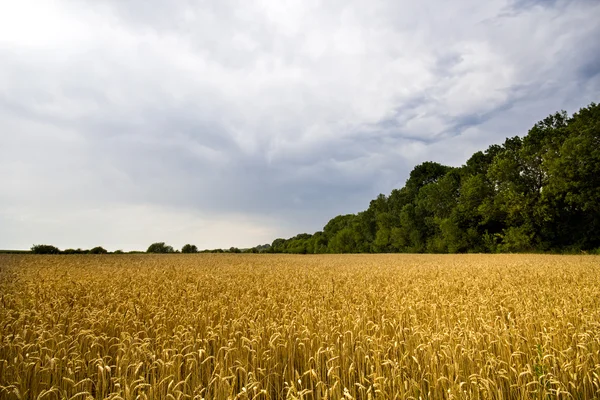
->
[146,242,175,254]
[89,246,108,254]
[31,244,61,254]
[61,248,88,254]
[181,244,198,253]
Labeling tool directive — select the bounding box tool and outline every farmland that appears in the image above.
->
[1,254,599,399]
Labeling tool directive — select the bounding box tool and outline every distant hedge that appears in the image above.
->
[28,245,113,255]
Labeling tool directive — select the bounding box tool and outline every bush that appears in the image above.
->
[181,244,198,253]
[31,244,61,254]
[60,248,90,254]
[113,250,125,254]
[146,242,175,254]
[498,226,534,253]
[89,246,108,254]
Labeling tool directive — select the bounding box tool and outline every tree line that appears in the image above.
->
[261,103,600,254]
[30,245,111,254]
[26,103,599,255]
[28,243,247,254]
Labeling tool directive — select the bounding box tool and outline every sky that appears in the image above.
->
[1,0,599,251]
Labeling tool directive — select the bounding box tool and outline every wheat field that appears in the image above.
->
[0,254,599,400]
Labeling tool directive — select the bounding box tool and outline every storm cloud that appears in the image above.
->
[1,0,599,250]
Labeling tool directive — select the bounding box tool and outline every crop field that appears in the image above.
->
[0,254,599,400]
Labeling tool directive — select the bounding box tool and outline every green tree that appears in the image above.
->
[31,244,61,254]
[542,103,600,250]
[270,238,287,253]
[182,244,198,253]
[284,233,313,254]
[310,232,328,254]
[405,162,453,197]
[146,242,175,253]
[89,246,108,254]
[323,214,356,242]
[328,228,360,253]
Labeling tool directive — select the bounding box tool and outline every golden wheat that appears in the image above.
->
[0,254,599,399]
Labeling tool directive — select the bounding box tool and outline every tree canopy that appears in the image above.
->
[31,244,61,254]
[146,242,175,254]
[181,244,198,253]
[89,246,108,254]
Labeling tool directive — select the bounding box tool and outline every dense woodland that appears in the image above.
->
[262,103,600,254]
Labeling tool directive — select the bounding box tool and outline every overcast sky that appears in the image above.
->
[1,0,599,251]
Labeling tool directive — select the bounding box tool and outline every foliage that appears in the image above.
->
[181,244,198,253]
[247,244,271,253]
[89,246,108,254]
[31,244,61,254]
[146,242,175,254]
[62,248,82,255]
